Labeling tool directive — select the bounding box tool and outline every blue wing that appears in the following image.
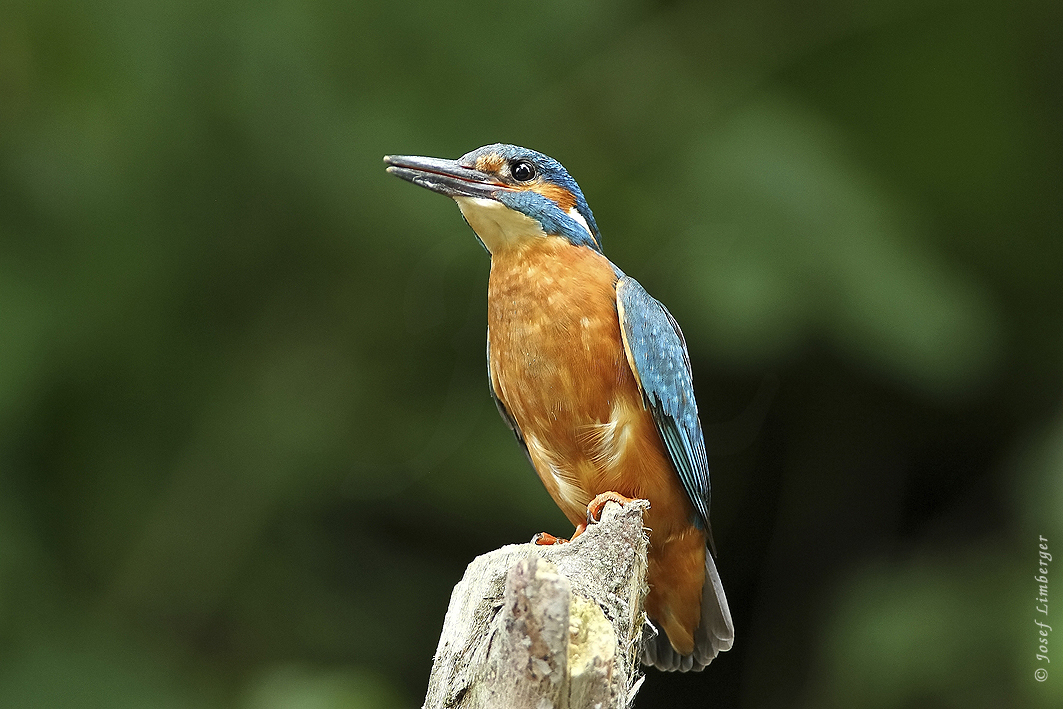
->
[616,276,712,535]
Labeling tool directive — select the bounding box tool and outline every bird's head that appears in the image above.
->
[384,144,602,254]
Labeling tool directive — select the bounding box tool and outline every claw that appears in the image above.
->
[533,497,631,545]
[532,532,569,545]
[586,491,636,525]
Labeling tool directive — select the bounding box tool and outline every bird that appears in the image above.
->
[384,144,733,671]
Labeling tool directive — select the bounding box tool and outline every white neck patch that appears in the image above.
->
[567,207,596,243]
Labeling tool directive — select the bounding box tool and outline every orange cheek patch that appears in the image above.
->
[532,183,577,211]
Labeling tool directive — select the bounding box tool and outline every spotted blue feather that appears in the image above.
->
[616,276,712,533]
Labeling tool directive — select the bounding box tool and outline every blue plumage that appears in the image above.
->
[616,277,712,533]
[495,189,601,251]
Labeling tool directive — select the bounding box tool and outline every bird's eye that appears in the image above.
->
[511,161,536,182]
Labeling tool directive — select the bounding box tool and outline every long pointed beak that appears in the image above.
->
[384,155,507,200]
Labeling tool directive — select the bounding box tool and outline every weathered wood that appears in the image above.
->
[423,500,650,709]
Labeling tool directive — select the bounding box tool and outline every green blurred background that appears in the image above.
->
[1,0,1060,707]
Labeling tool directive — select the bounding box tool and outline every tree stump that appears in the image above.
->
[423,500,650,709]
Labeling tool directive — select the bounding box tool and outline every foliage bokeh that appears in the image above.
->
[1,0,1060,707]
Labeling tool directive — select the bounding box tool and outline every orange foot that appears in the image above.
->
[532,493,634,546]
[586,491,637,525]
[532,521,589,546]
[531,532,569,545]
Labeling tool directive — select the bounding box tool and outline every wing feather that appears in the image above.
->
[616,277,712,533]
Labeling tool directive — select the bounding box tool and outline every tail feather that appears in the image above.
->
[642,550,733,672]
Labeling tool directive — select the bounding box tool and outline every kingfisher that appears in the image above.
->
[384,144,734,671]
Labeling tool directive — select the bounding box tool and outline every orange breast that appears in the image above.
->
[487,236,706,654]
[487,237,633,518]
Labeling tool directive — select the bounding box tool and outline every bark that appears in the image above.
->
[422,500,650,709]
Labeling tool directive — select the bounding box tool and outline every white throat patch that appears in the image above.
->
[454,196,547,254]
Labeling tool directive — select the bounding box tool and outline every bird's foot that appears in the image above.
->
[531,532,569,545]
[586,491,637,525]
[532,495,633,545]
[532,521,589,545]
